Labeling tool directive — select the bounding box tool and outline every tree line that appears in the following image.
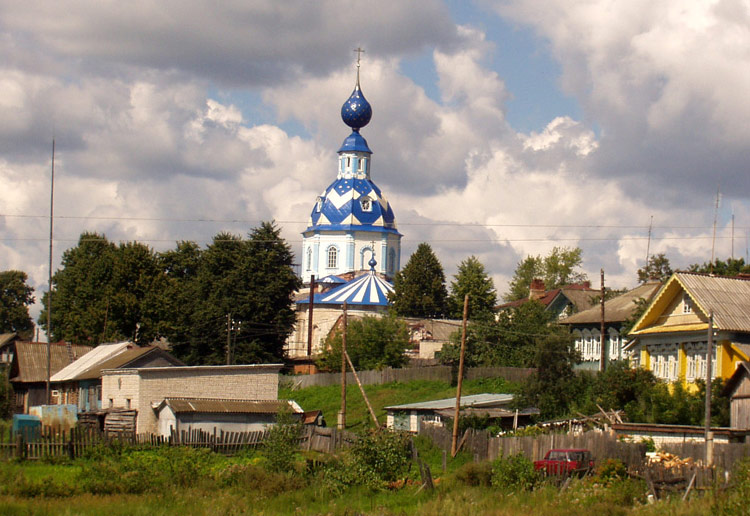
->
[0,222,300,365]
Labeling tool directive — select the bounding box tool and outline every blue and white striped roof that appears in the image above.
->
[300,269,394,307]
[306,177,399,234]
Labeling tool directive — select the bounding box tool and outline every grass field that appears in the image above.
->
[279,376,519,429]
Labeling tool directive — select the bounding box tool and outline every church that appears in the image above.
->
[286,55,403,361]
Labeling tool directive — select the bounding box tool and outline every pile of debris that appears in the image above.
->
[646,451,699,468]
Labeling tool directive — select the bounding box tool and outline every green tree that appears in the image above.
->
[515,330,582,419]
[39,233,162,344]
[504,247,587,302]
[390,243,448,318]
[688,257,750,276]
[439,300,562,368]
[318,313,409,371]
[0,270,35,339]
[447,256,497,320]
[637,253,673,283]
[164,222,301,365]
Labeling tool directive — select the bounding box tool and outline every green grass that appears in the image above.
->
[280,377,519,430]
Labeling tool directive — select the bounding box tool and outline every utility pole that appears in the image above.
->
[307,275,315,356]
[451,294,469,457]
[338,302,348,430]
[705,311,714,465]
[46,139,55,405]
[600,269,606,372]
[645,215,653,270]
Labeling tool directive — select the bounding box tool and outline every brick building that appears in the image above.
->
[101,364,282,434]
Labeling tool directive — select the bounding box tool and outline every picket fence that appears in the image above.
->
[0,425,357,461]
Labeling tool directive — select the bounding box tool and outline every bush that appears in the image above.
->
[261,408,303,473]
[713,457,750,515]
[596,458,628,483]
[491,454,541,491]
[321,430,412,493]
[455,461,492,486]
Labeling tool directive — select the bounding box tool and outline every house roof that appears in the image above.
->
[50,341,132,382]
[0,333,17,349]
[560,282,662,325]
[385,393,513,411]
[52,344,183,382]
[153,398,301,415]
[403,318,462,341]
[723,362,750,397]
[497,284,597,313]
[11,342,93,383]
[631,272,750,335]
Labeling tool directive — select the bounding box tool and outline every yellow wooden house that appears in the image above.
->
[625,272,750,385]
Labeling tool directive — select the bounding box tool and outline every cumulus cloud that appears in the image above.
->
[492,0,750,202]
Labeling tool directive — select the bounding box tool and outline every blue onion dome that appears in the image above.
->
[341,84,372,131]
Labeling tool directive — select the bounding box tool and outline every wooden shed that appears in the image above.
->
[723,362,750,429]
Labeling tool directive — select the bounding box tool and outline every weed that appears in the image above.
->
[490,453,542,491]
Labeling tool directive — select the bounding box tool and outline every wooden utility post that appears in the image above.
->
[705,311,714,465]
[600,269,606,372]
[307,275,315,356]
[344,350,380,427]
[451,295,469,457]
[338,302,348,430]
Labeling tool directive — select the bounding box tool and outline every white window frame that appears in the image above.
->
[326,246,338,269]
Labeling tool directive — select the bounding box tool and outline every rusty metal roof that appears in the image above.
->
[11,342,93,383]
[560,282,661,325]
[155,398,299,415]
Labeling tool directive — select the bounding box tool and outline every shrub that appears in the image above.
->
[713,457,750,515]
[261,407,303,473]
[455,461,492,486]
[350,429,411,483]
[596,458,628,483]
[491,454,541,491]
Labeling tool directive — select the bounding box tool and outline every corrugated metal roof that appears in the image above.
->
[51,342,132,382]
[632,273,750,335]
[67,346,182,381]
[385,393,513,411]
[12,342,93,383]
[404,318,462,341]
[560,282,662,325]
[157,398,298,415]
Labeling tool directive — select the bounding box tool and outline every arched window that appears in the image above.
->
[360,196,372,212]
[608,328,620,359]
[316,197,323,212]
[306,248,312,271]
[388,247,396,274]
[327,246,338,269]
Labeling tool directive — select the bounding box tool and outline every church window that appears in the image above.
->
[358,158,365,172]
[327,246,338,269]
[316,197,323,212]
[346,157,351,169]
[388,247,396,274]
[360,197,372,212]
[306,248,312,271]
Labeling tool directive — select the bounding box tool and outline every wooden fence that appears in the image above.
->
[419,425,647,467]
[0,424,359,461]
[281,366,536,390]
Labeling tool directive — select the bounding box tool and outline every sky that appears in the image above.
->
[2,0,750,331]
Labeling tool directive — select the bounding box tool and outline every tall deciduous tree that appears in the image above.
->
[317,313,409,371]
[39,233,162,345]
[0,270,35,339]
[504,247,587,301]
[390,243,448,318]
[164,222,301,365]
[447,256,497,320]
[637,253,673,283]
[687,257,750,277]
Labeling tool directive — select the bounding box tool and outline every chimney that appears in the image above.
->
[529,279,546,300]
[583,281,591,289]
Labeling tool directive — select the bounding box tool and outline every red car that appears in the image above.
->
[533,449,594,475]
